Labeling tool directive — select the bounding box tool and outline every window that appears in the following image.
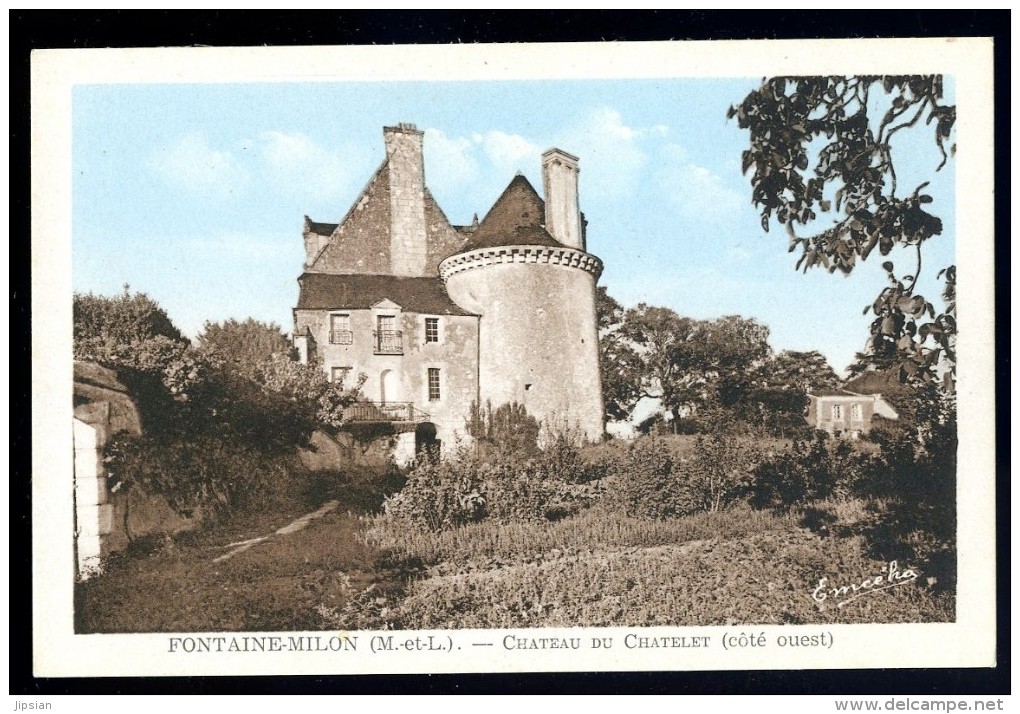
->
[330,314,352,344]
[374,315,403,354]
[851,403,862,420]
[425,317,439,343]
[331,366,351,384]
[427,368,441,401]
[831,404,843,420]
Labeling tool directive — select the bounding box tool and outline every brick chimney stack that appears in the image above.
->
[384,123,428,276]
[541,148,583,251]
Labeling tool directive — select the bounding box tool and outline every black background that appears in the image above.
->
[9,9,1010,696]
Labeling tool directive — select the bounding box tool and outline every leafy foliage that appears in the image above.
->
[73,289,207,403]
[196,318,292,373]
[618,306,772,429]
[595,287,643,422]
[771,350,841,393]
[466,400,541,458]
[729,76,956,381]
[384,452,598,532]
[103,432,292,520]
[251,353,366,432]
[716,350,840,436]
[75,290,364,521]
[74,287,186,345]
[750,434,880,509]
[607,435,763,519]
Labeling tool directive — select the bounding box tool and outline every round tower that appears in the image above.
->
[439,149,605,442]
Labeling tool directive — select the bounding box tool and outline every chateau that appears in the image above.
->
[293,123,604,459]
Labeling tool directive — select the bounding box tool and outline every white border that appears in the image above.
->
[31,39,997,677]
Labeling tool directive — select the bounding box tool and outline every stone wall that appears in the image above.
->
[72,362,197,578]
[293,308,480,454]
[310,164,392,274]
[424,189,470,276]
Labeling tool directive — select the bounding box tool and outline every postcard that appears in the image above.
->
[31,38,996,678]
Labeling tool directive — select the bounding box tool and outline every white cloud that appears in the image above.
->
[256,131,349,204]
[151,131,353,206]
[424,128,478,187]
[181,232,297,261]
[150,133,249,196]
[658,143,743,223]
[260,130,320,170]
[555,108,654,202]
[474,130,541,175]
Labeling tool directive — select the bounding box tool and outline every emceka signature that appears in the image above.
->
[812,561,919,608]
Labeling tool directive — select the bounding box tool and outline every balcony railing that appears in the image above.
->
[342,401,429,423]
[329,329,353,345]
[373,330,403,355]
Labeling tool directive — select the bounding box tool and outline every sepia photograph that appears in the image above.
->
[29,36,997,679]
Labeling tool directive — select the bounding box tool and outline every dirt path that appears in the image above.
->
[211,500,339,563]
[75,501,398,632]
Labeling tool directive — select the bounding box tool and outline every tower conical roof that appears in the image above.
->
[459,174,562,252]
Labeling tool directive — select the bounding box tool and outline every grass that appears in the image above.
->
[362,503,794,567]
[75,505,401,633]
[339,502,953,630]
[76,462,954,632]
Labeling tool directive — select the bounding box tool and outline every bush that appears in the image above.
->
[603,438,680,519]
[606,434,763,519]
[384,443,605,531]
[383,459,486,531]
[750,433,879,508]
[104,432,292,522]
[685,434,764,512]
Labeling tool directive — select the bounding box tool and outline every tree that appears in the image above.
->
[719,350,840,436]
[196,318,292,374]
[595,287,643,422]
[620,305,771,430]
[770,350,841,394]
[73,288,205,404]
[250,353,365,432]
[74,285,186,345]
[466,400,541,457]
[729,76,956,385]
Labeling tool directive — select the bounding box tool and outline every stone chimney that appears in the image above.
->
[302,215,329,268]
[541,148,583,251]
[384,123,428,276]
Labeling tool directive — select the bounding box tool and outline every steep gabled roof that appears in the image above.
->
[460,174,561,251]
[844,370,906,395]
[296,273,477,316]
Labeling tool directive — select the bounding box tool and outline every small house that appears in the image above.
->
[805,388,899,436]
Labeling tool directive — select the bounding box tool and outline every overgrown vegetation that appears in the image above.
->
[372,398,956,626]
[75,288,363,525]
[76,293,955,632]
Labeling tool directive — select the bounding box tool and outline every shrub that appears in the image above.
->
[104,432,292,522]
[605,438,695,519]
[603,434,762,520]
[384,443,603,531]
[685,434,764,512]
[466,400,541,458]
[749,433,880,509]
[383,459,486,531]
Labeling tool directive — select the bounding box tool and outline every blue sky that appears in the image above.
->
[72,78,955,375]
